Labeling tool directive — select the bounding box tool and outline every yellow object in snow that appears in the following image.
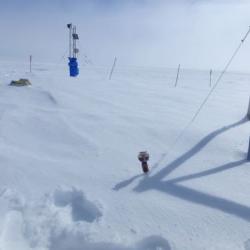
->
[10,79,31,87]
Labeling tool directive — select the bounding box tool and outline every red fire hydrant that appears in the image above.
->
[138,151,149,173]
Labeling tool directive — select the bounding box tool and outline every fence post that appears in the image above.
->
[29,55,32,73]
[209,69,212,87]
[109,57,117,80]
[174,64,180,87]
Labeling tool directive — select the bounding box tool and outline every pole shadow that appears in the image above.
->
[152,117,248,181]
[167,159,247,184]
[113,174,143,191]
[114,117,250,221]
[134,181,250,222]
[113,117,248,191]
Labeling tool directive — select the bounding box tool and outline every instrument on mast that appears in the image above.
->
[67,23,79,77]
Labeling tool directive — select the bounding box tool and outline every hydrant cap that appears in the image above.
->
[138,151,149,162]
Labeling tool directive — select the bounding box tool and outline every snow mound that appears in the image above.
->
[0,85,57,109]
[0,83,98,163]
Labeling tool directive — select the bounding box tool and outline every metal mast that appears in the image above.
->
[72,25,79,58]
[67,23,79,77]
[67,23,72,58]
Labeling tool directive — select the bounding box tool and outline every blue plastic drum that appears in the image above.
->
[68,57,79,77]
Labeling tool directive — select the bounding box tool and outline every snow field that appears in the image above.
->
[0,62,250,249]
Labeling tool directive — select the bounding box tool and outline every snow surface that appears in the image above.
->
[0,61,249,250]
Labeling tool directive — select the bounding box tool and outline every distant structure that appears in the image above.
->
[67,23,79,77]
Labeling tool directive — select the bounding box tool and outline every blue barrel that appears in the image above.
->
[68,57,79,77]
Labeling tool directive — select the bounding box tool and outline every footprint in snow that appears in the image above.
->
[53,187,102,223]
[136,235,172,250]
[245,239,250,250]
[0,211,31,250]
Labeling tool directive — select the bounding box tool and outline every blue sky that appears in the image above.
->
[1,0,250,71]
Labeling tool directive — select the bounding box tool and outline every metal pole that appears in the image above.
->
[73,26,75,58]
[69,25,72,58]
[109,57,117,80]
[73,26,76,58]
[174,64,180,87]
[248,137,250,161]
[29,55,32,73]
[241,26,250,42]
[209,69,212,87]
[247,97,250,120]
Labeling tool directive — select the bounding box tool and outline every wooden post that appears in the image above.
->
[29,55,32,73]
[109,57,117,80]
[209,69,212,87]
[248,137,250,161]
[174,64,180,87]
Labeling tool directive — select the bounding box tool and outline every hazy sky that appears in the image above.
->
[1,0,250,71]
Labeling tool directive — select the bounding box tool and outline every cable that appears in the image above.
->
[154,26,250,169]
[191,27,250,123]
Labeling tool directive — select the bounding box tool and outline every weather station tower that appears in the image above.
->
[67,23,79,77]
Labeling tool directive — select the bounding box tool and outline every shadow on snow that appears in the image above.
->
[114,116,250,221]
